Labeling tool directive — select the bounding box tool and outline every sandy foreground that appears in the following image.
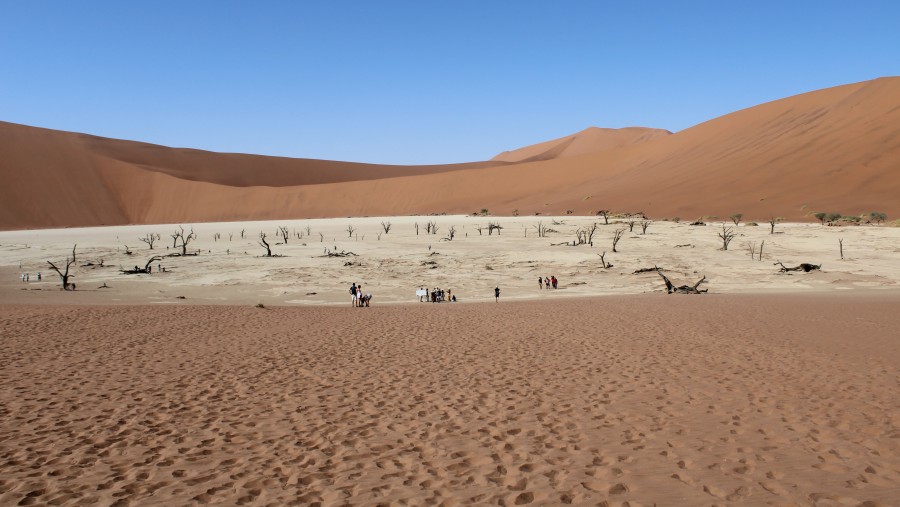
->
[2,216,900,306]
[1,294,898,506]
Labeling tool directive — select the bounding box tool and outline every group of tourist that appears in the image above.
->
[418,287,456,303]
[349,282,372,307]
[20,272,41,282]
[539,276,559,290]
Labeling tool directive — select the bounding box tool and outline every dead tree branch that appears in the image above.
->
[656,268,708,294]
[121,255,164,274]
[775,261,821,273]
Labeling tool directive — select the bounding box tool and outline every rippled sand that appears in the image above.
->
[2,294,898,506]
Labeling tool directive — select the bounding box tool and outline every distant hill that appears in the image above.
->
[1,77,898,229]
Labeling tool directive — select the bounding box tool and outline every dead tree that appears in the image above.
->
[259,232,273,257]
[640,220,650,234]
[533,221,548,238]
[839,238,844,259]
[121,255,163,274]
[445,225,457,241]
[229,233,233,241]
[139,233,159,250]
[574,228,587,245]
[598,251,612,269]
[172,226,196,256]
[318,232,324,242]
[730,213,743,226]
[656,268,707,294]
[585,222,598,244]
[573,223,598,245]
[278,226,290,244]
[718,224,737,250]
[759,240,764,261]
[775,261,821,273]
[627,220,636,232]
[596,209,610,225]
[47,245,77,290]
[769,217,781,234]
[241,228,246,239]
[425,220,439,235]
[213,232,221,242]
[305,225,311,236]
[611,229,625,252]
[746,241,758,260]
[123,244,133,255]
[488,221,502,235]
[346,225,356,238]
[381,221,392,234]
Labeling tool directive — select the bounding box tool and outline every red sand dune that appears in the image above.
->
[490,126,671,163]
[1,78,899,229]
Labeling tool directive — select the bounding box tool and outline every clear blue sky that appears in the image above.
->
[2,2,898,164]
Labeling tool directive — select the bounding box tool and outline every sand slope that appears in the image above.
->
[1,78,899,229]
[490,126,671,163]
[1,295,898,506]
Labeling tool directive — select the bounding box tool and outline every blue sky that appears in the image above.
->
[2,2,898,164]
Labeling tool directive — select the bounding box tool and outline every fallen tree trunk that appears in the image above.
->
[633,266,664,274]
[775,261,821,273]
[321,250,358,257]
[121,255,163,274]
[656,268,707,294]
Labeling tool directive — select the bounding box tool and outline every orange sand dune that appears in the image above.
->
[490,126,671,163]
[1,78,899,229]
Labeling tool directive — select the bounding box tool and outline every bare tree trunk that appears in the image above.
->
[259,232,272,257]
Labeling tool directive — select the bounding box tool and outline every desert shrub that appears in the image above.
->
[813,212,827,224]
[869,211,887,224]
[746,222,759,226]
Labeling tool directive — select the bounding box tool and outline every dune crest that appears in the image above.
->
[490,126,671,163]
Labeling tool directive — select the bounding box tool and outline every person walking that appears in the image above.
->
[494,286,500,302]
[538,276,543,290]
[551,275,558,289]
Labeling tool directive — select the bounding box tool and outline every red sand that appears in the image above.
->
[1,293,898,505]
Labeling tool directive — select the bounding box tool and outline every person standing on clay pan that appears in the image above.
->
[551,275,558,289]
[494,286,500,302]
[350,282,358,307]
[538,276,543,290]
